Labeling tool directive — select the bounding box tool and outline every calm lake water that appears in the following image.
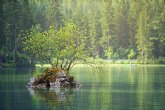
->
[0,65,165,110]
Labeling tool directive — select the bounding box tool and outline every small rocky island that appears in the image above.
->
[27,68,80,88]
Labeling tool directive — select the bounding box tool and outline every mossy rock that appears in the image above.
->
[27,67,80,88]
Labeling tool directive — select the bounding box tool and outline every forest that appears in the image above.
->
[0,0,165,67]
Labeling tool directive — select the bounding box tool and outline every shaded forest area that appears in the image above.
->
[0,0,165,67]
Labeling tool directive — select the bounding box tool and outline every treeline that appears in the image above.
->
[0,0,165,67]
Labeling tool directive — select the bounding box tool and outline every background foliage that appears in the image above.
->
[0,0,165,67]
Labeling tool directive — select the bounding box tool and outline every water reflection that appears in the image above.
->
[70,65,165,110]
[28,87,77,109]
[0,65,165,110]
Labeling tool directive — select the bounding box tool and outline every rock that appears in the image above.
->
[27,67,80,88]
[57,70,66,77]
[59,78,66,82]
[30,77,35,83]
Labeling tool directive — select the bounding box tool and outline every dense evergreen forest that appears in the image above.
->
[0,0,165,67]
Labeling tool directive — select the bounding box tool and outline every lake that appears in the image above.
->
[0,65,165,110]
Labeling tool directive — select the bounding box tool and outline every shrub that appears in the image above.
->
[155,57,165,64]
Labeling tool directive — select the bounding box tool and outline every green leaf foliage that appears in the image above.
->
[21,22,86,70]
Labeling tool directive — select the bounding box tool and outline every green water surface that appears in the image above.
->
[0,65,165,110]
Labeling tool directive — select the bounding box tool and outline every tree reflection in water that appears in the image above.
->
[28,87,77,109]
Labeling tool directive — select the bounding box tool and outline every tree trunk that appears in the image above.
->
[67,57,76,71]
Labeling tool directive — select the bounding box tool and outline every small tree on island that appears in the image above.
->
[21,22,86,71]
